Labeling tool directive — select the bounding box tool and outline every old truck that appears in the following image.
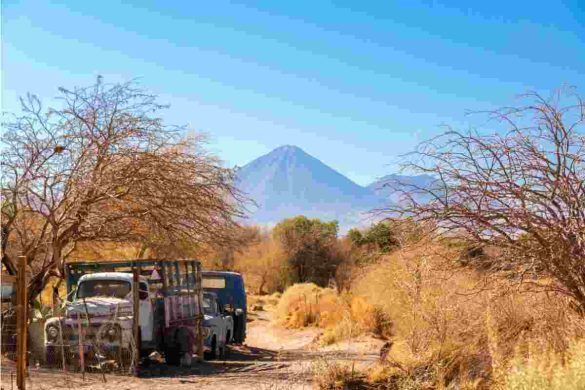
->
[44,259,204,368]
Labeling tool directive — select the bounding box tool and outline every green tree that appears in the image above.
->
[363,222,399,253]
[273,216,340,286]
[349,222,399,253]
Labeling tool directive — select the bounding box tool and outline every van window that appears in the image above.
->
[202,277,226,289]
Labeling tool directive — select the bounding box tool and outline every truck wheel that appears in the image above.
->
[165,346,181,366]
[45,346,64,368]
[233,314,245,344]
[120,347,133,370]
[204,336,217,360]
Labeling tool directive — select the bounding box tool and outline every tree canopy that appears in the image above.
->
[1,78,245,301]
[273,216,340,286]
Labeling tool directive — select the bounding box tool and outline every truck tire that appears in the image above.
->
[165,346,181,366]
[233,314,245,344]
[120,347,133,370]
[204,336,217,360]
[45,346,66,368]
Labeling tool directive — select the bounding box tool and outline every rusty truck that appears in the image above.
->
[44,259,204,368]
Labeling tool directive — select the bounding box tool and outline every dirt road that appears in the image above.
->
[3,306,383,390]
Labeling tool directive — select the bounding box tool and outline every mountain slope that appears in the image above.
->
[236,145,434,230]
[366,174,435,197]
[236,145,379,227]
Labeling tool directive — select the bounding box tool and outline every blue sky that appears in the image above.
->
[2,0,584,185]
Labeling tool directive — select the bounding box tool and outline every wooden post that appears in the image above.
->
[132,268,140,376]
[16,255,27,390]
[194,262,204,362]
[76,313,85,379]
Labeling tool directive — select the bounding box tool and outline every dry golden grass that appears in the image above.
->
[503,339,585,390]
[275,283,345,328]
[275,283,391,345]
[323,237,585,389]
[312,359,365,390]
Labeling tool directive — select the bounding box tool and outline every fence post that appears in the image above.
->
[77,313,85,379]
[132,268,140,376]
[16,255,27,390]
[195,263,203,362]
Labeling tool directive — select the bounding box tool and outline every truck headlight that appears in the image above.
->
[46,325,59,341]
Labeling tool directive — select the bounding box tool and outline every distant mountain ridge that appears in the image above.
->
[367,173,436,203]
[235,145,430,230]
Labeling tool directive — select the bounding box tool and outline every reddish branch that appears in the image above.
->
[382,88,585,311]
[1,78,246,302]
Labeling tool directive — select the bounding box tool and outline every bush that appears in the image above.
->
[313,360,365,390]
[275,283,344,328]
[275,283,392,346]
[351,237,585,389]
[504,339,585,390]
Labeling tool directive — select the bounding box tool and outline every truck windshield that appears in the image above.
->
[77,280,131,299]
[202,296,216,315]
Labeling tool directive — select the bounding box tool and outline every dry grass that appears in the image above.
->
[248,292,282,313]
[275,283,391,346]
[275,283,345,328]
[312,360,365,390]
[503,339,585,390]
[345,238,585,389]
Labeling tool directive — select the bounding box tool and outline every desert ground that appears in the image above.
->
[1,300,384,390]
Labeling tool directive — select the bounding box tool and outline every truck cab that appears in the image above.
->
[44,272,155,365]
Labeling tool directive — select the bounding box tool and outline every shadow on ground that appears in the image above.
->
[139,342,376,380]
[138,344,286,378]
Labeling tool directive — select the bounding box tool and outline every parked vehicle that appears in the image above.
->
[201,292,233,359]
[1,258,16,303]
[1,259,17,356]
[44,259,204,367]
[202,271,247,343]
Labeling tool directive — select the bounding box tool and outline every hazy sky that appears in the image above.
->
[2,0,584,185]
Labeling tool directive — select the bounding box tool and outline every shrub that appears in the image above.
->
[313,360,365,390]
[504,339,585,390]
[276,283,392,345]
[351,237,585,389]
[275,283,344,328]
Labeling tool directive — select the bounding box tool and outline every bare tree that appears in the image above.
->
[1,78,245,301]
[384,88,585,311]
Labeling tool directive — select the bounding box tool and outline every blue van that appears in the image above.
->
[201,271,247,343]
